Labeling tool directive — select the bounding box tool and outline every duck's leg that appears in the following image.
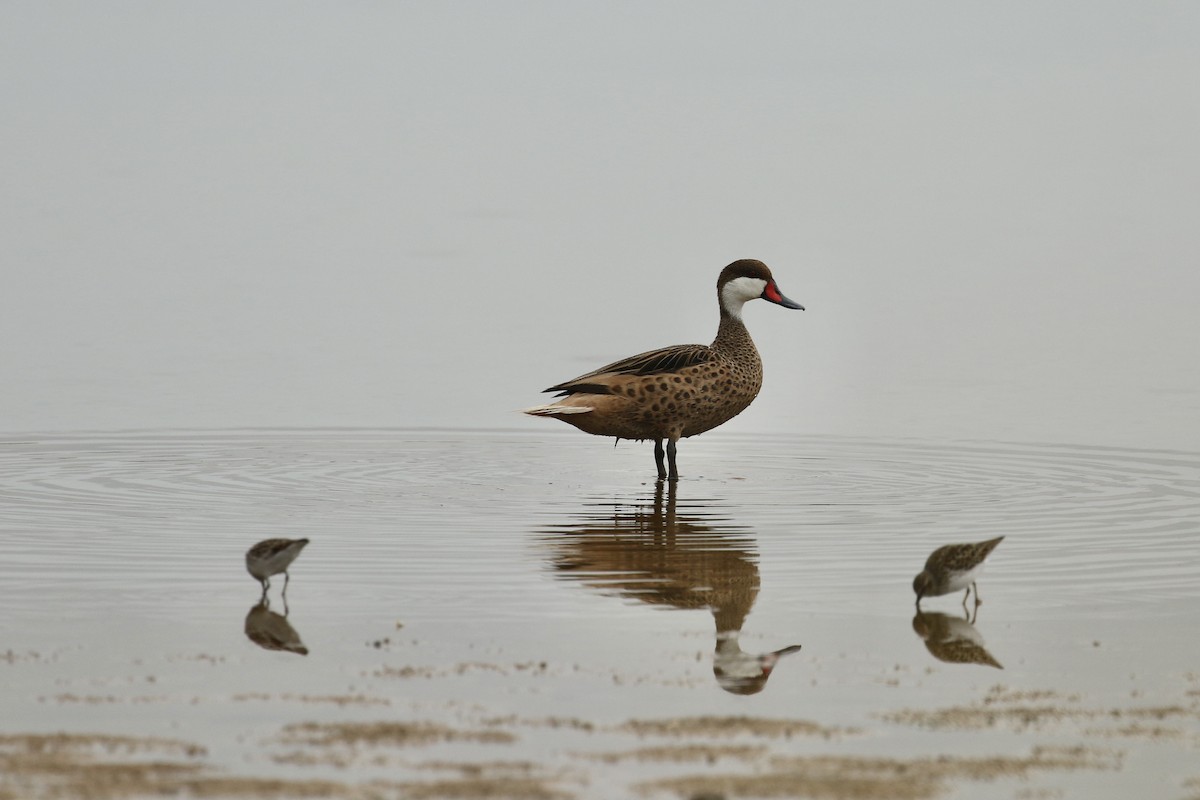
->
[666,438,679,482]
[654,439,667,481]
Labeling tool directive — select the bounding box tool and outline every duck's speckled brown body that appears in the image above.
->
[544,314,763,442]
[524,259,803,481]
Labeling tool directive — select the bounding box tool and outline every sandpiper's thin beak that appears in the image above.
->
[762,280,804,310]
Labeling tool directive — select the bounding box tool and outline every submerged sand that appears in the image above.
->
[5,678,1199,799]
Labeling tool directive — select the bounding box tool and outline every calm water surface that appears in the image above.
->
[1,429,1198,799]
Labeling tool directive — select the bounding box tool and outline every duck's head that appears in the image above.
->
[718,259,804,318]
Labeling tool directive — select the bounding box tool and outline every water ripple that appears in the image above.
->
[0,431,1197,618]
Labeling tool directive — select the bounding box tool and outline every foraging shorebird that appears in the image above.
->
[524,259,803,481]
[912,536,1004,609]
[245,538,309,594]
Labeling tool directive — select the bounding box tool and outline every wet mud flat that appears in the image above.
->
[1,430,1199,798]
[5,681,1199,799]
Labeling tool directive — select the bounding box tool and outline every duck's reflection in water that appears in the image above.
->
[540,482,800,694]
[912,609,1001,669]
[244,598,308,656]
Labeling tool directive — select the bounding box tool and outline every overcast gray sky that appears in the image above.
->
[3,2,1198,448]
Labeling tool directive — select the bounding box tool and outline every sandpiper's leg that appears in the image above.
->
[961,588,970,610]
[972,581,982,607]
[666,438,679,483]
[654,439,667,481]
[282,571,291,597]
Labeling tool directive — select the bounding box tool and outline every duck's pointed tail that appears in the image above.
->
[521,403,593,416]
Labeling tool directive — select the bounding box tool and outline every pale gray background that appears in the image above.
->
[4,2,1198,448]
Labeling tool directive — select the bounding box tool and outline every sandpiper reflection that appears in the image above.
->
[912,609,1001,669]
[540,482,800,694]
[244,597,308,656]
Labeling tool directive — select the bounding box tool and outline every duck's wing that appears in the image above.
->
[544,344,712,396]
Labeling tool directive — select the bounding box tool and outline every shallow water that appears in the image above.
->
[1,429,1198,799]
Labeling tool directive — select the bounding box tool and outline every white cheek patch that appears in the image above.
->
[720,277,768,318]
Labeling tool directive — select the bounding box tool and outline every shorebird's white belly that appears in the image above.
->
[943,563,983,593]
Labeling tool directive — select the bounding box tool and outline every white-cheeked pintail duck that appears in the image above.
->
[524,259,803,481]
